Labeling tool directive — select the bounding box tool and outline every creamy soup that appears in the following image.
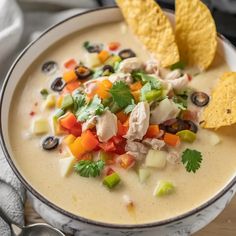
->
[9,22,236,224]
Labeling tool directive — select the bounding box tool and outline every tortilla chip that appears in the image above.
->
[175,0,217,70]
[116,0,179,67]
[201,72,236,129]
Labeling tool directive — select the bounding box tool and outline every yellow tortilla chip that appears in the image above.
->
[201,72,236,129]
[175,0,217,70]
[116,0,179,67]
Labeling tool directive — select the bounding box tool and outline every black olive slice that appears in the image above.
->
[42,136,59,150]
[75,66,92,80]
[191,92,209,107]
[87,44,103,53]
[42,61,58,75]
[102,65,114,75]
[118,49,136,60]
[51,77,66,92]
[165,119,189,134]
[186,120,198,133]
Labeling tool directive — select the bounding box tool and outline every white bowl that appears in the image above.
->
[0,7,236,236]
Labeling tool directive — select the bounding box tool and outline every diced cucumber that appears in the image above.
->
[153,180,175,197]
[138,168,151,183]
[32,118,49,135]
[103,173,121,189]
[86,53,101,68]
[176,130,196,143]
[59,156,76,177]
[145,150,167,169]
[44,94,56,109]
[145,90,162,102]
[61,94,73,110]
[106,55,122,67]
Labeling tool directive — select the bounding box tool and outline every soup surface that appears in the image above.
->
[9,22,236,224]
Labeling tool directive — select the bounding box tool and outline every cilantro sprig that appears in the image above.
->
[181,149,202,173]
[74,160,105,178]
[109,81,133,108]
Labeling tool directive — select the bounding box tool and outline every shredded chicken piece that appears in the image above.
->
[118,57,144,73]
[82,116,97,132]
[109,73,133,84]
[96,110,117,142]
[164,69,182,80]
[142,138,165,150]
[125,141,148,160]
[159,67,171,79]
[166,151,181,165]
[150,98,180,125]
[124,102,150,140]
[167,74,189,91]
[144,59,160,74]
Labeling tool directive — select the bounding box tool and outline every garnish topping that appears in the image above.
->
[74,160,105,178]
[181,148,202,173]
[40,89,49,99]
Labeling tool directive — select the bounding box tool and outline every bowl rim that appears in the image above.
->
[0,6,236,230]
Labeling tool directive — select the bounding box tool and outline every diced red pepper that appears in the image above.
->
[108,42,120,51]
[69,122,82,137]
[80,130,99,152]
[59,112,77,130]
[99,140,116,152]
[117,121,128,136]
[64,59,78,70]
[106,167,115,176]
[118,154,135,169]
[164,133,180,147]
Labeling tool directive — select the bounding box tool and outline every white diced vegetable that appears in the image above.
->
[153,180,175,197]
[32,118,49,135]
[86,53,101,68]
[138,168,151,183]
[44,94,56,109]
[59,156,76,177]
[145,149,167,169]
[209,133,221,146]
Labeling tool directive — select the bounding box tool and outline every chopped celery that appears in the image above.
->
[145,150,167,169]
[99,151,112,163]
[61,94,73,110]
[44,94,56,108]
[53,109,65,120]
[176,130,196,143]
[145,90,162,102]
[32,118,49,135]
[170,61,185,70]
[139,168,151,183]
[153,180,175,197]
[103,173,121,189]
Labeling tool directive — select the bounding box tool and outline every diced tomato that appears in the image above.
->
[117,121,128,136]
[99,140,116,152]
[118,154,135,169]
[108,42,120,51]
[145,125,160,138]
[59,112,77,130]
[80,153,93,161]
[69,123,82,137]
[111,135,124,145]
[187,74,192,81]
[80,130,99,152]
[64,59,77,70]
[114,143,126,155]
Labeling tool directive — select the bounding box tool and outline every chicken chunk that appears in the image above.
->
[125,140,149,160]
[82,116,97,132]
[144,59,161,74]
[96,110,117,142]
[109,73,133,84]
[150,98,180,125]
[124,102,150,141]
[142,138,165,150]
[118,57,144,73]
[167,74,189,91]
[164,69,182,80]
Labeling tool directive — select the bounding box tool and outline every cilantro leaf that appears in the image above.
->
[73,93,86,113]
[182,149,202,173]
[76,95,104,122]
[132,71,161,89]
[109,81,133,108]
[170,61,185,70]
[74,160,105,178]
[124,99,136,114]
